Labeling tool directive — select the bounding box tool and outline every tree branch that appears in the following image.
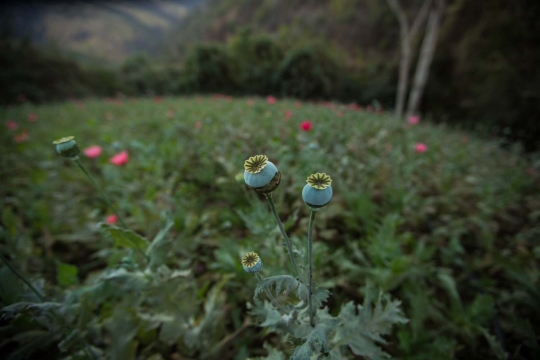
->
[411,0,434,39]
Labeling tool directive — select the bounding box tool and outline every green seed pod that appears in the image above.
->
[53,136,80,159]
[302,173,333,210]
[241,251,263,274]
[243,155,281,194]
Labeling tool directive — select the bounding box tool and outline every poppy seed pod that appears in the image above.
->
[243,155,281,194]
[241,251,263,274]
[302,173,333,210]
[53,136,80,159]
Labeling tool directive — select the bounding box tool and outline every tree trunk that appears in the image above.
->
[386,0,433,118]
[406,0,446,118]
[396,32,411,119]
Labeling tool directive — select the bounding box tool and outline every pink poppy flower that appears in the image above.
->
[105,214,118,225]
[6,120,17,130]
[84,145,102,158]
[300,121,312,131]
[284,110,292,120]
[154,97,162,104]
[14,131,29,143]
[415,143,428,153]
[266,95,276,105]
[408,116,420,125]
[195,121,203,129]
[110,151,129,166]
[348,103,363,111]
[27,112,38,122]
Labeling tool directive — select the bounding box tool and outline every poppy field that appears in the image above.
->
[1,95,539,360]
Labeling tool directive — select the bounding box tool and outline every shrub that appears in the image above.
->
[228,28,283,95]
[274,44,342,100]
[183,44,236,93]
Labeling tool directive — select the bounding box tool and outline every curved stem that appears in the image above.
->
[265,194,299,278]
[256,273,289,315]
[0,253,97,360]
[0,252,46,302]
[73,158,127,228]
[74,158,148,263]
[308,210,317,327]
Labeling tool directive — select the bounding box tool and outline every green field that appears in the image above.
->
[1,96,539,359]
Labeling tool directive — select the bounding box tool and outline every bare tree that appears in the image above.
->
[386,0,432,118]
[406,0,446,118]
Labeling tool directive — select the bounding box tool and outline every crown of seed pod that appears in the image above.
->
[53,136,80,159]
[302,173,333,210]
[241,251,263,274]
[243,155,281,194]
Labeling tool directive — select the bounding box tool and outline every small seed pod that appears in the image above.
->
[302,173,333,210]
[243,155,281,194]
[241,251,263,274]
[53,136,80,159]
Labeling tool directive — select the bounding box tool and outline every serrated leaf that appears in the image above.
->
[249,343,286,360]
[99,223,149,252]
[250,300,283,327]
[254,275,306,300]
[437,269,461,305]
[56,261,78,286]
[1,302,62,321]
[100,268,149,291]
[313,287,331,309]
[146,220,174,270]
[333,287,408,360]
[291,322,334,360]
[105,309,139,360]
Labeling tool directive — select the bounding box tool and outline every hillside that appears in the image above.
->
[1,0,205,64]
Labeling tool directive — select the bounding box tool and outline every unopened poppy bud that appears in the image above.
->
[241,251,263,274]
[302,173,333,210]
[53,136,80,159]
[243,155,281,194]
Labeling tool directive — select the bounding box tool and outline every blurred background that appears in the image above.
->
[1,0,539,150]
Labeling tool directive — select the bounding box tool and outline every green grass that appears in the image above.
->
[1,96,539,359]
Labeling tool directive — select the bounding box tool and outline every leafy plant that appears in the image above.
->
[241,155,407,359]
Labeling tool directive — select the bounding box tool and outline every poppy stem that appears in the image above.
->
[73,158,148,263]
[307,210,316,327]
[0,252,46,302]
[255,272,289,315]
[73,158,127,229]
[265,194,299,278]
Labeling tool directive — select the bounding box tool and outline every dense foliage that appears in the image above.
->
[1,96,539,359]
